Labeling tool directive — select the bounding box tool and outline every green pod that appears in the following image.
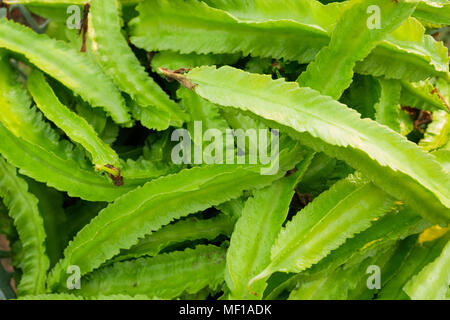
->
[0,51,74,160]
[401,79,450,113]
[0,122,140,201]
[0,157,49,296]
[225,153,314,300]
[79,245,226,298]
[47,142,307,290]
[27,70,120,167]
[117,214,235,261]
[404,235,450,300]
[184,66,450,224]
[130,0,449,82]
[0,19,131,125]
[88,0,188,130]
[250,174,396,286]
[419,110,450,151]
[298,0,417,100]
[413,0,450,28]
[378,231,450,300]
[374,78,403,133]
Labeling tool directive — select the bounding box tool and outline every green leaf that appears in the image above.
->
[177,86,231,145]
[75,101,108,136]
[297,152,354,197]
[0,19,131,125]
[177,86,236,164]
[297,0,417,100]
[65,201,107,241]
[0,157,49,295]
[0,201,15,239]
[340,74,380,119]
[184,66,450,224]
[220,108,268,154]
[99,118,120,145]
[88,0,188,130]
[78,245,226,298]
[215,198,245,220]
[47,143,307,290]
